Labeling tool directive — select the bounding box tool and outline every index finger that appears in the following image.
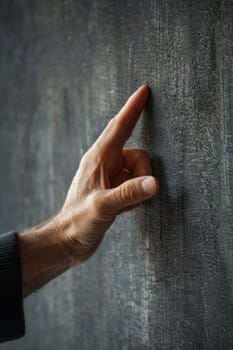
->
[95,85,150,150]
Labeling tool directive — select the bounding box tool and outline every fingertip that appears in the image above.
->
[138,84,149,93]
[142,84,150,90]
[135,84,150,104]
[140,85,150,101]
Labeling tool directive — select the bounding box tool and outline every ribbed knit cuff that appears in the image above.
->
[0,231,25,343]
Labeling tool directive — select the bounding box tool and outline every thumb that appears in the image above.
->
[105,176,159,213]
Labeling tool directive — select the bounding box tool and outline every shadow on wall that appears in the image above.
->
[137,89,189,290]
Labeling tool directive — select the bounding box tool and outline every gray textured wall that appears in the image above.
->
[0,1,233,349]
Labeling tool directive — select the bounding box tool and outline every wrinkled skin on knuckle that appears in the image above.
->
[118,183,136,204]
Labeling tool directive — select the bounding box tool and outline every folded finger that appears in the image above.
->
[122,148,153,177]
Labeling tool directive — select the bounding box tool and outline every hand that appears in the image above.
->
[55,85,160,265]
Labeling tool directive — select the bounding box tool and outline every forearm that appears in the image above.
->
[18,217,74,298]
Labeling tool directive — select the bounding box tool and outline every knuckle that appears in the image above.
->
[119,184,136,203]
[80,148,92,164]
[89,192,105,216]
[117,187,126,204]
[81,144,102,165]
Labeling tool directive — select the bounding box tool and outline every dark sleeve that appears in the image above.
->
[0,231,25,343]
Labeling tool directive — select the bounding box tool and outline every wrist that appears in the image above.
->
[51,209,86,266]
[19,216,74,297]
[53,207,100,266]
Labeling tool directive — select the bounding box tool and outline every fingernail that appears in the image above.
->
[141,177,158,195]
